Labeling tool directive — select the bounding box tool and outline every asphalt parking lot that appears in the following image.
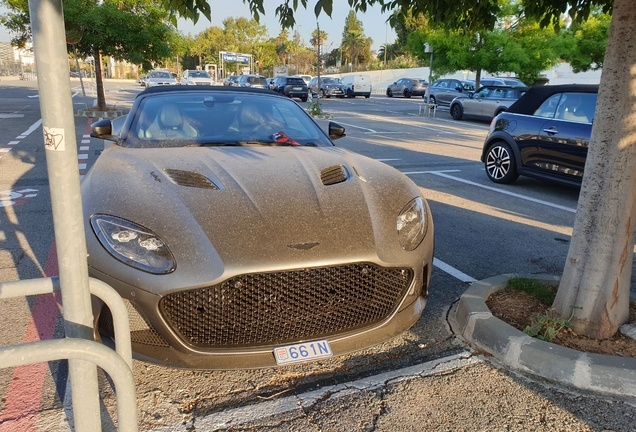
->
[1,79,636,431]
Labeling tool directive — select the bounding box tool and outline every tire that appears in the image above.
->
[404,89,411,98]
[484,141,519,184]
[364,94,370,99]
[451,104,463,120]
[387,89,393,97]
[494,109,505,117]
[301,97,308,102]
[428,95,436,105]
[320,89,326,98]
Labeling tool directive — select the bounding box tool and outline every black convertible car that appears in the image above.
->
[481,84,598,186]
[85,86,435,369]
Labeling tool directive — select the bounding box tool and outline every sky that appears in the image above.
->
[0,1,397,52]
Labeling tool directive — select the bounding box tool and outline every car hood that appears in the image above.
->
[82,146,424,293]
[148,77,176,84]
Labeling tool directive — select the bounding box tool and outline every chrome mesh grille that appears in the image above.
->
[98,300,169,347]
[320,165,348,185]
[163,169,218,189]
[160,263,412,348]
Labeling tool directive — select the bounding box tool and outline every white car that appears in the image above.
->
[181,70,215,86]
[145,70,178,88]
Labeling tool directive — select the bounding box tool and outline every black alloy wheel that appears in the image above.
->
[387,89,393,97]
[485,141,519,184]
[428,95,436,105]
[404,89,411,98]
[451,104,463,120]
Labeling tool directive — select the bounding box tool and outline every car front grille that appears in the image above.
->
[195,82,211,86]
[160,263,413,348]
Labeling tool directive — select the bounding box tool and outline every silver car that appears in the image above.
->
[427,79,475,107]
[181,70,215,86]
[145,70,178,88]
[450,86,527,121]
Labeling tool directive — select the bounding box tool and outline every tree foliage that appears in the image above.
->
[341,11,373,68]
[405,11,562,86]
[560,12,610,72]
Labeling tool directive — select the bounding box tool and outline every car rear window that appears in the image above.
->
[286,78,305,85]
[248,76,266,85]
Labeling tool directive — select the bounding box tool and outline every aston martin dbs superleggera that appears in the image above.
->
[85,86,434,369]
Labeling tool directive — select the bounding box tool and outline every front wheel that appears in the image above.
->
[428,95,436,105]
[451,104,463,120]
[386,89,393,97]
[404,89,411,98]
[364,94,370,99]
[300,97,308,102]
[484,142,519,184]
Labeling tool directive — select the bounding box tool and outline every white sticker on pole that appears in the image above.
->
[43,127,65,151]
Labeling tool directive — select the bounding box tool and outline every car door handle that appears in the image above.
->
[543,128,559,135]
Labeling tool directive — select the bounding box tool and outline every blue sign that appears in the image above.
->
[222,53,250,63]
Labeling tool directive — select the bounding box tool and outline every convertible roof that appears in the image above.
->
[137,85,279,99]
[506,84,599,115]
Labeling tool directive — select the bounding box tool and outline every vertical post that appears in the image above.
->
[424,43,433,102]
[27,0,102,431]
[316,22,321,100]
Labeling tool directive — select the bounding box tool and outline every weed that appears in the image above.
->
[307,99,323,116]
[508,277,556,306]
[523,309,571,341]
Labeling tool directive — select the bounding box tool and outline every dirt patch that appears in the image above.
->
[486,288,636,358]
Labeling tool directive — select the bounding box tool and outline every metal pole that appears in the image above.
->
[316,22,321,100]
[72,45,89,109]
[27,0,102,430]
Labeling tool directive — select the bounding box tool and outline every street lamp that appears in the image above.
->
[424,43,434,102]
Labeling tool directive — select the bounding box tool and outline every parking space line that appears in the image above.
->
[334,121,376,133]
[329,110,454,134]
[404,170,577,213]
[433,258,477,283]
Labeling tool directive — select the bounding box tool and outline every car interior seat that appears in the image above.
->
[146,103,198,140]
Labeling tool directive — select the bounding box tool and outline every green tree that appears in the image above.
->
[341,10,373,69]
[1,0,177,110]
[560,12,610,73]
[405,8,561,87]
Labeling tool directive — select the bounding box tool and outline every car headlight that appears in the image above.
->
[90,214,176,274]
[397,197,427,251]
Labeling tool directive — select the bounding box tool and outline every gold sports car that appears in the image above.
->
[85,86,434,369]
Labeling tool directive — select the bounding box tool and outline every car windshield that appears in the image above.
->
[149,71,171,79]
[127,92,333,148]
[322,78,340,84]
[462,82,476,91]
[189,71,210,78]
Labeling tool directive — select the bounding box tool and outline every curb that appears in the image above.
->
[451,273,636,398]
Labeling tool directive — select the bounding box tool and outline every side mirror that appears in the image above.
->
[90,118,118,142]
[393,81,397,84]
[468,92,474,99]
[328,122,346,140]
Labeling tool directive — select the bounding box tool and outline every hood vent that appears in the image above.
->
[321,165,349,186]
[163,169,218,189]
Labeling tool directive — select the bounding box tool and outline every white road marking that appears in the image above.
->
[422,171,577,213]
[375,158,401,162]
[330,110,453,134]
[433,258,477,283]
[334,121,377,133]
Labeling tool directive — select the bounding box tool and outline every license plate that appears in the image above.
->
[293,87,302,91]
[274,340,333,365]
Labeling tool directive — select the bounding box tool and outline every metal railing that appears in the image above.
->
[0,277,138,431]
